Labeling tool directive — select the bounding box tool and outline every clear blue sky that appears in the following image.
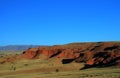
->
[0,0,120,45]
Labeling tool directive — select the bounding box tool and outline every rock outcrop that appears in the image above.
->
[22,46,80,59]
[1,42,120,69]
[75,42,120,69]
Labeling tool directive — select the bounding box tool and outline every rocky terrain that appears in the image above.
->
[1,42,120,69]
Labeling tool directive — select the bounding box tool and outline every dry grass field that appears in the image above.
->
[0,51,120,78]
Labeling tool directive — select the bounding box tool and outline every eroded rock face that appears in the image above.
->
[1,42,120,69]
[22,46,80,59]
[75,42,120,69]
[85,51,120,66]
[21,42,120,68]
[22,48,39,59]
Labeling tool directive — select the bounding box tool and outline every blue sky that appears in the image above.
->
[0,0,120,45]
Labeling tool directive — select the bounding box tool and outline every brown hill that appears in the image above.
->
[1,42,120,69]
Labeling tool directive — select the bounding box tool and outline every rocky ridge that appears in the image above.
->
[1,42,120,69]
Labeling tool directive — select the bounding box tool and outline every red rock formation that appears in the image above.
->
[22,48,39,59]
[76,51,120,69]
[22,46,79,59]
[85,51,120,67]
[1,42,120,69]
[22,42,120,68]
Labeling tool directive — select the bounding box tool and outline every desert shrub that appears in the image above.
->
[55,69,59,72]
[24,63,28,66]
[10,65,16,71]
[13,67,16,71]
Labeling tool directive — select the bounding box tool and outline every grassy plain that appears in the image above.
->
[0,52,120,78]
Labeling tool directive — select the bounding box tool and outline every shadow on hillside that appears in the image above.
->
[62,59,75,64]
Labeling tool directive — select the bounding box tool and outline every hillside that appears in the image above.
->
[0,42,120,68]
[0,42,120,78]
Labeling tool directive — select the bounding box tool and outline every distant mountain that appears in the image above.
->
[0,45,40,51]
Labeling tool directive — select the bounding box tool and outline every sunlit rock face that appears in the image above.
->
[1,42,120,69]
